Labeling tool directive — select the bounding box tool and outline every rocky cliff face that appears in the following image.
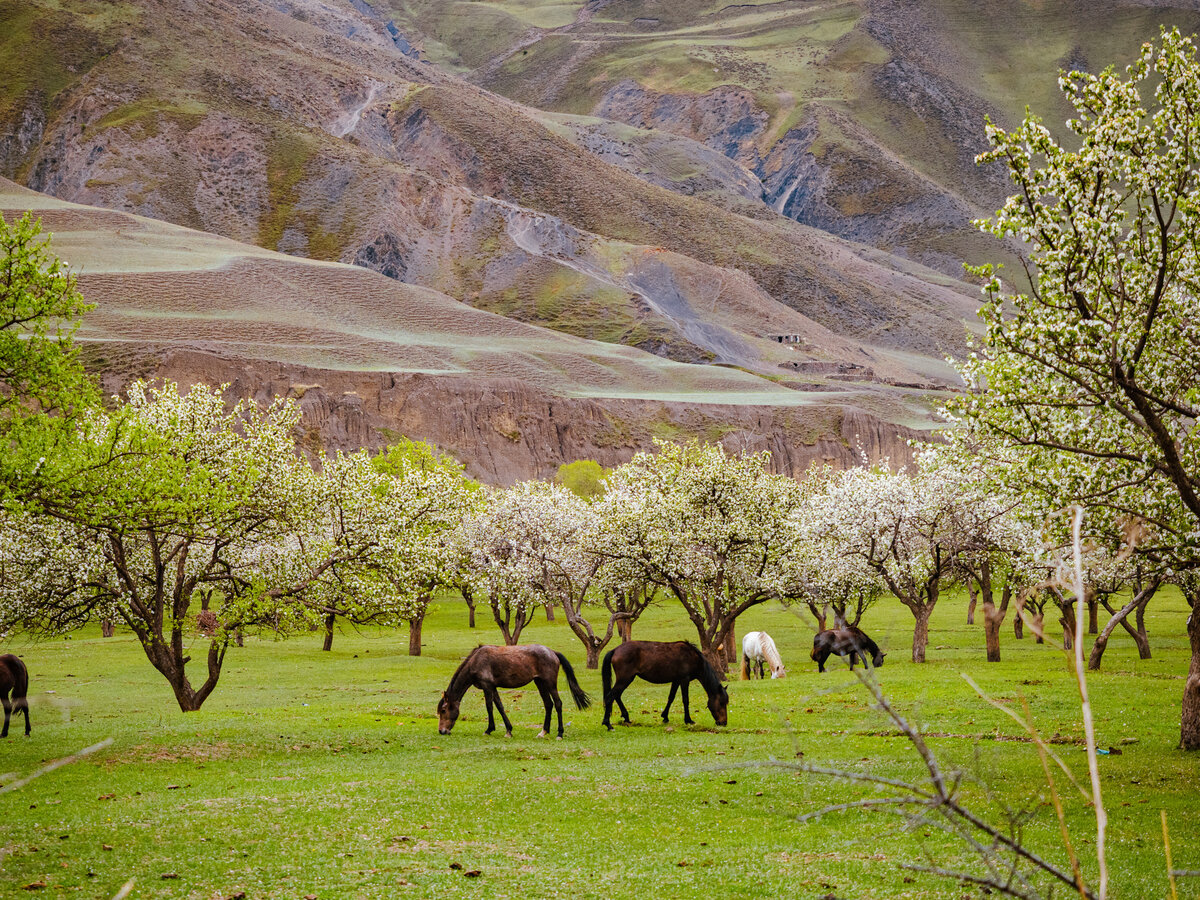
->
[108,349,923,484]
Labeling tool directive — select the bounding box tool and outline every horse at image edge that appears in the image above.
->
[0,654,30,737]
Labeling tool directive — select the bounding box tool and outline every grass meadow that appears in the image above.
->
[1,591,1197,899]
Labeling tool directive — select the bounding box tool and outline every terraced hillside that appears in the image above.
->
[1,178,930,481]
[1,0,979,369]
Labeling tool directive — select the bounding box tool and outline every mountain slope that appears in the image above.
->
[0,0,980,383]
[1,177,931,481]
[384,0,1200,275]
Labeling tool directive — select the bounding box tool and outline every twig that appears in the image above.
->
[0,738,112,794]
[960,673,1089,802]
[1024,694,1087,899]
[901,862,1042,900]
[795,796,915,822]
[1163,810,1178,900]
[1068,506,1108,900]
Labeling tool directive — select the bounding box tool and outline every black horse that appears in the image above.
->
[601,640,728,730]
[811,626,885,672]
[1,654,30,737]
[437,644,591,738]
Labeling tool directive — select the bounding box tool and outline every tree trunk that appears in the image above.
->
[1088,598,1099,635]
[1134,601,1151,659]
[321,610,336,652]
[143,633,226,712]
[910,601,934,663]
[617,617,632,642]
[1032,610,1044,644]
[545,604,555,622]
[101,618,115,638]
[983,601,1002,662]
[408,615,423,656]
[807,602,827,632]
[585,642,600,669]
[1090,582,1159,669]
[235,629,244,648]
[966,582,978,625]
[981,581,1011,663]
[1181,603,1200,750]
[723,624,736,669]
[1060,602,1076,651]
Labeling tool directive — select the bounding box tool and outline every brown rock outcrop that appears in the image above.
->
[99,348,923,484]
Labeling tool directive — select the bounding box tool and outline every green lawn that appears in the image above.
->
[1,592,1197,898]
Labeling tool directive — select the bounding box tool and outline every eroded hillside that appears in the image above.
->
[0,178,927,481]
[2,0,1187,476]
[2,0,980,374]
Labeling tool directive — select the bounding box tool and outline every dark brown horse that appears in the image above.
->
[811,626,885,672]
[437,645,591,738]
[601,640,728,730]
[1,654,30,737]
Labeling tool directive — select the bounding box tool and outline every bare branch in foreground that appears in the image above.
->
[0,738,113,794]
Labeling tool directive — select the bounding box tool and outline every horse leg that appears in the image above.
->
[681,681,694,725]
[551,684,565,739]
[491,690,515,737]
[604,675,632,730]
[483,688,497,735]
[612,676,634,725]
[756,658,765,679]
[1,691,10,739]
[20,695,28,736]
[817,650,827,673]
[661,682,679,722]
[534,681,553,738]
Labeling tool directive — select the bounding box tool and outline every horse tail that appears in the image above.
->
[601,648,615,704]
[8,656,28,708]
[557,652,592,709]
[740,653,750,680]
[14,658,27,702]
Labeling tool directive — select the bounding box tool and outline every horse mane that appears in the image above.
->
[447,646,484,697]
[760,632,783,671]
[687,643,725,695]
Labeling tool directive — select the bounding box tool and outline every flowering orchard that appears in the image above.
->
[951,28,1200,748]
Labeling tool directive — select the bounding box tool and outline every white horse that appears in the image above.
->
[741,631,786,680]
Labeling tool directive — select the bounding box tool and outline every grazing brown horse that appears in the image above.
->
[0,654,30,737]
[437,645,591,738]
[601,640,728,730]
[811,626,885,672]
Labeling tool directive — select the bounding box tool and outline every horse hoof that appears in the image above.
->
[536,730,547,738]
[504,731,512,738]
[556,735,563,741]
